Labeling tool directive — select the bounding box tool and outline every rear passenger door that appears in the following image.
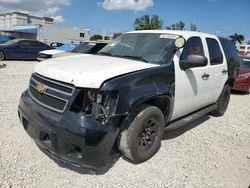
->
[205,38,228,103]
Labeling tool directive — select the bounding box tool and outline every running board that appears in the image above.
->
[165,104,217,131]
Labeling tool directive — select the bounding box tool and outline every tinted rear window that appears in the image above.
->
[219,38,240,65]
[206,38,223,65]
[219,37,240,78]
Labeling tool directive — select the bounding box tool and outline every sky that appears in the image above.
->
[0,0,249,42]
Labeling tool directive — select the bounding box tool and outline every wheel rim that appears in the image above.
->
[138,117,159,152]
[0,51,4,60]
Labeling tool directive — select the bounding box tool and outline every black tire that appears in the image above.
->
[118,104,165,163]
[210,85,231,117]
[0,51,5,61]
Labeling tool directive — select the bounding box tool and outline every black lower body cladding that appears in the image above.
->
[18,90,120,168]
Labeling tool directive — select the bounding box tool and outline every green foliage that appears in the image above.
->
[90,34,110,41]
[229,33,245,45]
[190,23,198,31]
[134,15,164,30]
[112,33,122,39]
[166,21,185,30]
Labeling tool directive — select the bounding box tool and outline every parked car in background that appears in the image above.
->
[37,41,109,61]
[50,42,64,48]
[37,43,76,61]
[56,43,76,52]
[0,39,53,61]
[231,56,250,94]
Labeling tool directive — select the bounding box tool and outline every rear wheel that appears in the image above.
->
[210,85,231,117]
[0,51,5,61]
[118,105,165,163]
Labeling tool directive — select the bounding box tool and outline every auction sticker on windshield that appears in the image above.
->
[159,34,178,39]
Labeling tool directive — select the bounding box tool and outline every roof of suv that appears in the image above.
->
[127,30,217,39]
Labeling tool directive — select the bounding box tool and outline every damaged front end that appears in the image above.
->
[70,88,121,125]
[18,74,122,167]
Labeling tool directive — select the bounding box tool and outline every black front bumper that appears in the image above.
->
[18,90,120,168]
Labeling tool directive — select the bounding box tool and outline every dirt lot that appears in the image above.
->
[0,61,249,188]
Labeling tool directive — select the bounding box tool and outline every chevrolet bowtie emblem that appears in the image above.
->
[35,84,47,94]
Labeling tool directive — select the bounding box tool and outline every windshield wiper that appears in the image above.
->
[114,55,149,63]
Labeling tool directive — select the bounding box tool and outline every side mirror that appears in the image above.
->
[179,55,208,70]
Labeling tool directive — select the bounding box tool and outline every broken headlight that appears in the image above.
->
[88,91,119,124]
[70,89,119,123]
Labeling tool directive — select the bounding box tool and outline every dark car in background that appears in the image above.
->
[231,56,250,94]
[37,41,109,61]
[0,39,53,61]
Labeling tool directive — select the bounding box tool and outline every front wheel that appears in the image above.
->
[210,85,231,117]
[0,51,5,61]
[118,105,165,163]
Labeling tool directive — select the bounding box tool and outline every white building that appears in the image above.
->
[0,12,90,44]
[237,44,250,55]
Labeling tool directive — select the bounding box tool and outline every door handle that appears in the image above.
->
[202,73,210,80]
[222,70,228,75]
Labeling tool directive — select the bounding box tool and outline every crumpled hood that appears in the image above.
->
[34,54,159,88]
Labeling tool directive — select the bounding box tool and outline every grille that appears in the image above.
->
[29,73,75,113]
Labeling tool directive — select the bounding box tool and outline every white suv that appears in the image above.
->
[18,30,239,167]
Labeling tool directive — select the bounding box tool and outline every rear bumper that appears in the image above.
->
[231,78,250,93]
[18,90,120,168]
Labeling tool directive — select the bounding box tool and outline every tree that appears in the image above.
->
[190,23,198,31]
[229,33,245,45]
[166,21,185,30]
[90,34,110,41]
[176,21,185,30]
[134,15,164,30]
[112,32,122,39]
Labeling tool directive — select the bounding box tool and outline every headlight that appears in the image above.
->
[70,89,119,123]
[239,73,250,79]
[90,91,119,124]
[102,91,119,115]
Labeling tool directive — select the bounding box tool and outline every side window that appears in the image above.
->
[219,38,239,64]
[219,37,240,77]
[180,37,204,60]
[19,41,30,48]
[39,42,48,48]
[206,38,223,65]
[30,41,39,48]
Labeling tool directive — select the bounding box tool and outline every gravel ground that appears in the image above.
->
[0,61,249,188]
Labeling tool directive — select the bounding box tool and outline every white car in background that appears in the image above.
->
[37,41,109,61]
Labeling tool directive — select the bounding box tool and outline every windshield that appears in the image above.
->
[71,42,96,53]
[98,33,176,65]
[240,59,250,69]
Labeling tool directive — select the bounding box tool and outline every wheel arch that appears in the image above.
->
[130,95,174,123]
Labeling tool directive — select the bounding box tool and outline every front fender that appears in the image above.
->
[100,64,175,116]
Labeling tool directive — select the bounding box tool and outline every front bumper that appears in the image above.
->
[231,78,250,93]
[18,90,120,168]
